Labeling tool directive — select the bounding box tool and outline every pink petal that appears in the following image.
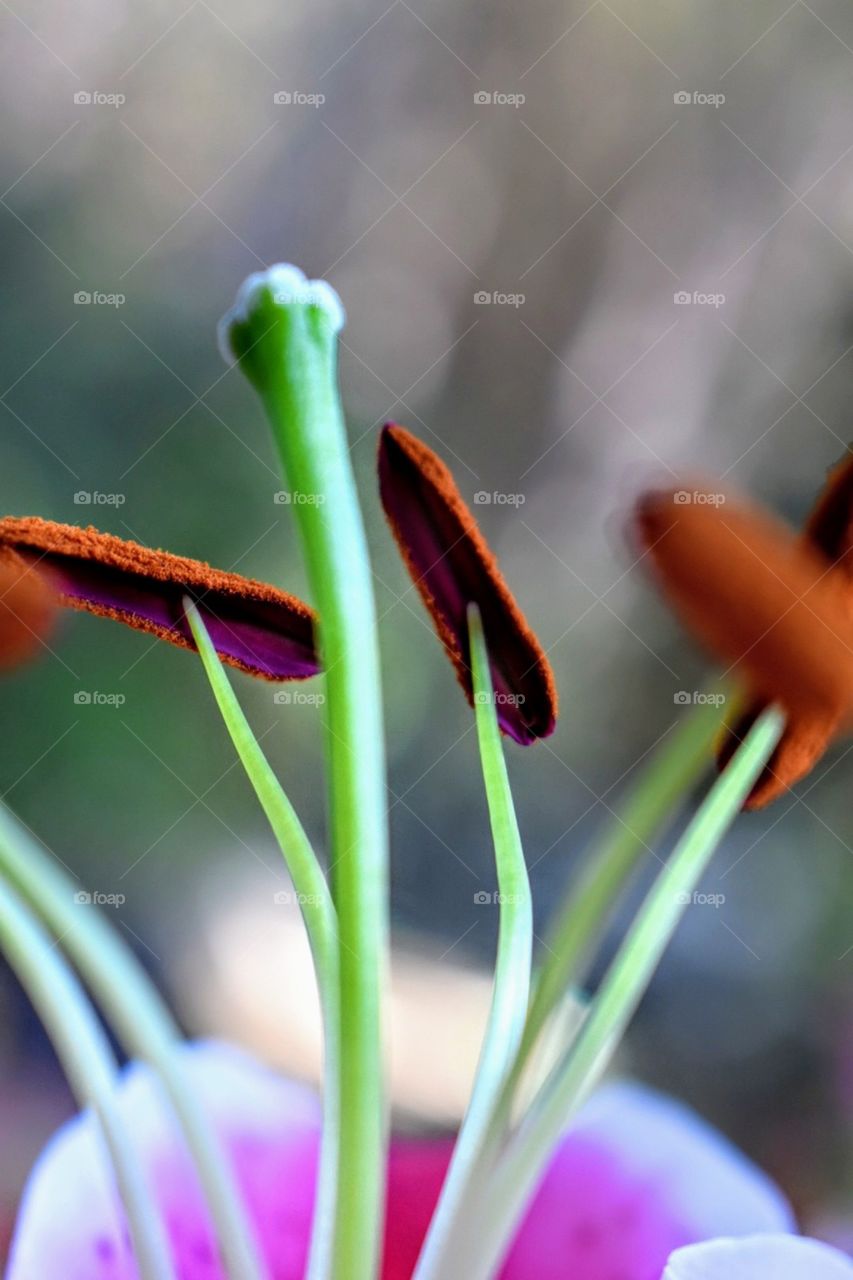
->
[6,1047,793,1280]
[5,1041,319,1280]
[499,1082,793,1280]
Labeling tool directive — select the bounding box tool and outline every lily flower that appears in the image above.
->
[0,517,319,682]
[633,477,853,808]
[0,552,56,669]
[5,1040,793,1280]
[378,424,557,744]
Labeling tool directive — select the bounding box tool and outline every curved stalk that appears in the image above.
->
[0,874,175,1280]
[413,605,532,1280]
[0,803,266,1280]
[185,599,340,1280]
[451,705,785,1280]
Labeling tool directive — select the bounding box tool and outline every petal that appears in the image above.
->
[634,489,853,721]
[0,552,56,669]
[0,518,319,682]
[383,1080,792,1280]
[663,1235,853,1279]
[8,1062,791,1280]
[378,424,557,744]
[497,1081,793,1280]
[6,1040,321,1280]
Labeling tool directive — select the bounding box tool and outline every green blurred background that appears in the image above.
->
[2,0,853,1253]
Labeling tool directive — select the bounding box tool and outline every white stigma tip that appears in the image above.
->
[217,263,345,363]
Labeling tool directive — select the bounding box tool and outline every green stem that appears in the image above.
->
[0,803,266,1280]
[226,275,388,1279]
[0,874,175,1280]
[413,606,533,1280]
[452,704,785,1280]
[185,599,340,1280]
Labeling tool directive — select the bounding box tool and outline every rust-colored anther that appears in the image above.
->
[634,472,853,809]
[0,517,319,682]
[378,423,557,744]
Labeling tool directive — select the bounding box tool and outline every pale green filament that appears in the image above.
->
[450,705,785,1280]
[0,804,266,1280]
[413,605,533,1280]
[185,599,340,1280]
[0,874,175,1280]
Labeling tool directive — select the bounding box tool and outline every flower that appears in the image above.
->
[5,1040,793,1279]
[378,424,557,744]
[663,1235,853,1278]
[633,476,853,808]
[0,517,319,682]
[0,552,56,670]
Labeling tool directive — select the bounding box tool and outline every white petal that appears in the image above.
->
[664,1235,853,1279]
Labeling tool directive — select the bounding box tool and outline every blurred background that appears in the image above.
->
[2,0,853,1257]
